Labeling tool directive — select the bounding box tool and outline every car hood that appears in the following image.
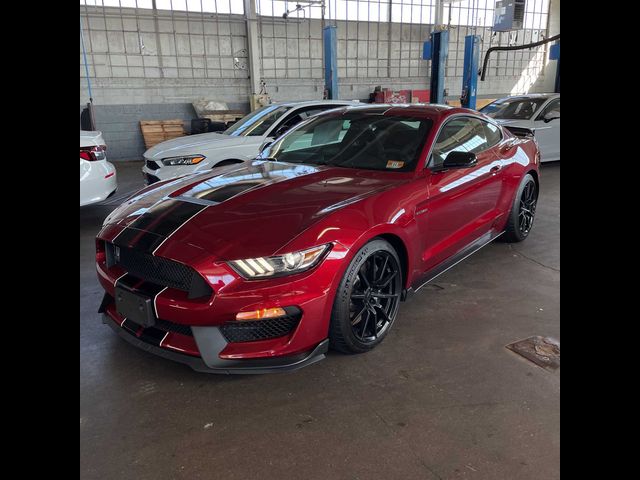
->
[104,161,408,260]
[144,132,260,159]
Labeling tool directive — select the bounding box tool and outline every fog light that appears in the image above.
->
[236,307,287,321]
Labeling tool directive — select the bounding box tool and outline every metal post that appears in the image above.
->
[323,25,338,99]
[553,42,560,93]
[434,0,444,30]
[429,30,449,104]
[461,35,480,109]
[244,0,262,95]
[80,16,96,130]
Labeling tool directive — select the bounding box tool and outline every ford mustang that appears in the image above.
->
[96,104,540,374]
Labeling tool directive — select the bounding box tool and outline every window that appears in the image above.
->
[275,105,350,137]
[480,98,548,120]
[536,98,560,121]
[266,113,432,172]
[431,117,490,167]
[224,105,291,137]
[483,121,502,148]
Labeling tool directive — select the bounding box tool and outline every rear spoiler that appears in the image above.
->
[503,125,535,138]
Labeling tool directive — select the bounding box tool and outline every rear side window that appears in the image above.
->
[431,117,490,166]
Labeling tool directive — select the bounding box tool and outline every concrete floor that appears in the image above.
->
[80,161,560,480]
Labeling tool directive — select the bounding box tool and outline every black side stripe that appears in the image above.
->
[113,199,206,254]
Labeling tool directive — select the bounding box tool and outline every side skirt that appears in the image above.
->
[402,229,503,300]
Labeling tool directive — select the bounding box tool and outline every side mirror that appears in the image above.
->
[543,111,560,123]
[432,151,477,171]
[259,140,273,154]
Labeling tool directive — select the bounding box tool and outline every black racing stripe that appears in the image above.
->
[113,199,206,253]
[194,181,264,203]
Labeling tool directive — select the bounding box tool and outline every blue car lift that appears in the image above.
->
[549,41,560,93]
[323,25,338,99]
[423,30,449,104]
[461,35,481,109]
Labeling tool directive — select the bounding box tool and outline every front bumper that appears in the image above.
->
[96,235,349,373]
[103,312,329,374]
[142,160,199,184]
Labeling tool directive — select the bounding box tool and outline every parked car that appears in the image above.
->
[97,104,540,374]
[141,100,359,184]
[80,130,117,206]
[480,93,559,162]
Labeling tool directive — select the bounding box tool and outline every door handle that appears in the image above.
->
[490,165,501,174]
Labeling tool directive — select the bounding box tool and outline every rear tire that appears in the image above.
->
[502,173,538,243]
[329,239,402,354]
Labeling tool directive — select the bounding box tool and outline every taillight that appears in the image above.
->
[80,145,107,161]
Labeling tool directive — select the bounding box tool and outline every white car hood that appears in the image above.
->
[80,130,104,148]
[144,132,263,160]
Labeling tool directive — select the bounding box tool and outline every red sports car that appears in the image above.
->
[96,104,540,374]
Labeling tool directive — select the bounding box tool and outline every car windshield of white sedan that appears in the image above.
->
[481,98,548,120]
[224,105,291,136]
[263,113,433,172]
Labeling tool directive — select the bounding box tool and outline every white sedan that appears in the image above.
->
[480,93,560,162]
[141,100,358,184]
[80,130,117,206]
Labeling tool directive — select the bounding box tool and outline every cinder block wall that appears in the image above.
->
[81,103,196,160]
[81,4,557,160]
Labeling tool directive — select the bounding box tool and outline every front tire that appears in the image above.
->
[329,239,402,354]
[502,173,538,242]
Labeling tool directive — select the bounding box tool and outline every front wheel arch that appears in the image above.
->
[212,159,244,168]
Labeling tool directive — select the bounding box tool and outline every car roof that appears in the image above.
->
[270,100,362,108]
[494,93,559,102]
[303,103,478,121]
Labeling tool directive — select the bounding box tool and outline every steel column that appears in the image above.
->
[461,35,480,109]
[323,25,338,99]
[429,30,449,104]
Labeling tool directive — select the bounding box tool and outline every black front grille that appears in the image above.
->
[146,159,160,170]
[155,318,193,337]
[107,243,212,299]
[220,314,301,343]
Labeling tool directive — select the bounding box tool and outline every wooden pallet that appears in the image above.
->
[140,119,186,149]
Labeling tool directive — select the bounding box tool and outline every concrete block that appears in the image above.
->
[177,56,192,68]
[161,56,178,68]
[219,37,232,56]
[110,54,127,67]
[111,66,129,78]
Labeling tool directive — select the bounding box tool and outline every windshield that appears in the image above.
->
[224,105,291,136]
[262,112,433,172]
[480,98,548,120]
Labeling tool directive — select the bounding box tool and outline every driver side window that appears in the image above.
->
[431,117,489,167]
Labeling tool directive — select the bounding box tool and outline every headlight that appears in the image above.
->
[161,155,206,166]
[228,244,331,279]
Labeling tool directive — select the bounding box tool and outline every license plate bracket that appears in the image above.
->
[115,286,156,328]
